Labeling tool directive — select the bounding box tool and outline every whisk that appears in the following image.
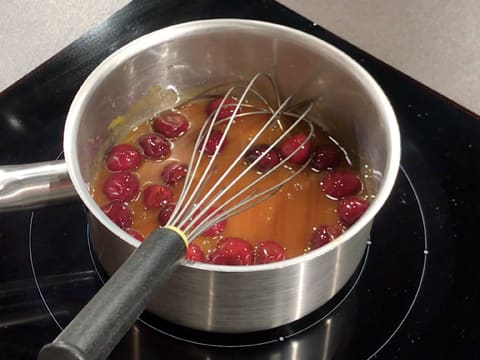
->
[39,73,314,360]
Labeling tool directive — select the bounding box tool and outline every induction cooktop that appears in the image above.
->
[1,1,479,359]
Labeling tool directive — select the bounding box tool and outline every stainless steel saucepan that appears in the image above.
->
[0,19,400,358]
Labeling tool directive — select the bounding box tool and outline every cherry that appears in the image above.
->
[321,170,361,199]
[206,96,239,120]
[255,241,286,264]
[338,196,369,227]
[125,229,144,241]
[309,224,343,250]
[202,222,227,237]
[106,144,142,171]
[103,171,139,201]
[245,144,282,172]
[202,129,226,156]
[208,237,254,265]
[193,206,227,237]
[185,243,205,262]
[152,112,189,139]
[311,144,341,171]
[102,201,133,229]
[161,162,187,185]
[138,133,171,160]
[280,133,313,165]
[143,184,174,209]
[158,203,176,226]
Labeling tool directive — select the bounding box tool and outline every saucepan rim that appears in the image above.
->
[64,18,401,273]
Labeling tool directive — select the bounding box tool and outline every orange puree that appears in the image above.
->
[91,99,365,259]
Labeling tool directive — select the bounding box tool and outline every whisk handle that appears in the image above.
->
[38,227,186,360]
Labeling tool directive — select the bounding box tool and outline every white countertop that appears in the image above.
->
[2,0,479,114]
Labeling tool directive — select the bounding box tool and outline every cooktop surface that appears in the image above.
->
[1,0,479,359]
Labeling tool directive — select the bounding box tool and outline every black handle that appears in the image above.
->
[38,227,186,360]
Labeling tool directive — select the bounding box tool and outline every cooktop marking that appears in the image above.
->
[28,211,63,331]
[366,165,429,359]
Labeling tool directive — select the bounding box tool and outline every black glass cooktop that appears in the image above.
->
[1,0,479,359]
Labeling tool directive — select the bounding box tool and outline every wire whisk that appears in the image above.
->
[167,72,314,240]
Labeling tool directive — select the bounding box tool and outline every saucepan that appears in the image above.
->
[0,19,400,360]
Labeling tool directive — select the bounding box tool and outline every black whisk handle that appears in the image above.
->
[38,227,187,360]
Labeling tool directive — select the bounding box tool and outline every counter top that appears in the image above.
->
[2,0,479,114]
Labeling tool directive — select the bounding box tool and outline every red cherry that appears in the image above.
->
[185,243,205,262]
[106,144,142,171]
[280,133,313,165]
[103,201,133,229]
[208,249,228,265]
[321,170,361,199]
[193,206,227,237]
[206,96,239,120]
[139,133,171,160]
[245,144,282,172]
[311,144,341,171]
[309,225,343,250]
[161,162,188,185]
[208,237,254,265]
[255,241,286,264]
[125,229,144,241]
[338,196,369,227]
[152,112,189,139]
[158,203,176,226]
[143,184,174,209]
[202,129,226,155]
[103,171,139,201]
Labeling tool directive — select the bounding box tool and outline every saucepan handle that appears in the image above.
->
[0,160,77,212]
[38,227,186,360]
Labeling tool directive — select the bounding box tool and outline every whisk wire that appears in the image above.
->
[173,89,242,230]
[195,102,314,225]
[174,74,269,231]
[181,94,294,233]
[168,86,238,225]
